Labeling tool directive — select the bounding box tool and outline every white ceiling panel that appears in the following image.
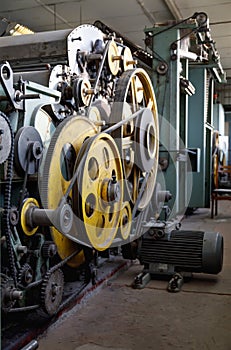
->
[176,0,231,9]
[0,0,230,77]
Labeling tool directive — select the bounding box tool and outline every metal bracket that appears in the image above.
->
[0,62,23,110]
[132,272,151,289]
[167,272,184,292]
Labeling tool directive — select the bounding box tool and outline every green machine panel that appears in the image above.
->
[188,67,213,208]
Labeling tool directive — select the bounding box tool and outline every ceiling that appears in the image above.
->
[0,0,231,77]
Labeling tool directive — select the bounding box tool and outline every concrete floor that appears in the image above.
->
[39,202,231,350]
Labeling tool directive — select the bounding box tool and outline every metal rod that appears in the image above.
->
[27,208,53,228]
[19,339,39,350]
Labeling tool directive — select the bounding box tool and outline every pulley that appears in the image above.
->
[39,116,98,267]
[73,77,93,108]
[134,108,157,172]
[107,40,121,76]
[119,201,132,240]
[110,68,159,210]
[73,133,124,250]
[14,126,43,176]
[122,47,137,71]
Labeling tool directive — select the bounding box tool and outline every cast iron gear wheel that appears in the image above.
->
[1,274,17,312]
[40,268,64,316]
[18,263,33,286]
[42,241,57,258]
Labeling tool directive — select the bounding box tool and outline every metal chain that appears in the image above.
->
[1,112,18,285]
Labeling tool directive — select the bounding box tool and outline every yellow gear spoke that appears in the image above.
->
[73,133,124,250]
[111,68,159,210]
[39,116,98,266]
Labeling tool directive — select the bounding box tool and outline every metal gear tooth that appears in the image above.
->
[1,274,17,312]
[1,112,18,285]
[72,133,124,251]
[18,263,33,286]
[42,241,57,258]
[40,268,64,316]
[39,116,98,267]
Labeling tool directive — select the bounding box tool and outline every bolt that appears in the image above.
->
[112,174,117,184]
[36,146,42,155]
[49,244,57,257]
[25,271,33,283]
[6,290,23,301]
[64,210,70,224]
[17,245,28,254]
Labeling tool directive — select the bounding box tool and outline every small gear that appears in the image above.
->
[40,269,64,316]
[18,263,33,286]
[1,274,23,313]
[42,241,57,258]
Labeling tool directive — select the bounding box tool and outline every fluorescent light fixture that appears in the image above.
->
[9,23,34,36]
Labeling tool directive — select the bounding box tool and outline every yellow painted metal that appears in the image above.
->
[213,154,219,188]
[134,76,143,104]
[80,79,92,106]
[108,41,120,76]
[87,106,102,132]
[40,116,98,267]
[73,133,124,250]
[122,47,136,71]
[111,68,159,210]
[21,198,39,236]
[119,201,132,240]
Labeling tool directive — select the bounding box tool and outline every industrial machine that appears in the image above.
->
[0,13,224,317]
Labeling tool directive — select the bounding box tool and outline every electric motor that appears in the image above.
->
[139,230,223,274]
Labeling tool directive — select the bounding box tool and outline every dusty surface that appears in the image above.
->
[39,202,231,350]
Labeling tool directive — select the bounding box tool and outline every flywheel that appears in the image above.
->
[39,116,98,267]
[110,68,159,211]
[72,133,124,250]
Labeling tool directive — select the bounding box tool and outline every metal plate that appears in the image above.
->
[67,24,104,74]
[14,126,43,175]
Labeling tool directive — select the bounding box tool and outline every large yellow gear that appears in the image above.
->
[39,116,98,267]
[72,133,124,250]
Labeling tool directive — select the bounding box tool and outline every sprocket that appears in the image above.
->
[40,268,64,316]
[1,274,23,313]
[18,263,33,287]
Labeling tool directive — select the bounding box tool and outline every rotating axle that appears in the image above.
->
[21,198,73,236]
